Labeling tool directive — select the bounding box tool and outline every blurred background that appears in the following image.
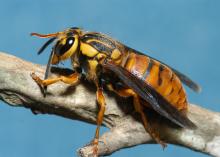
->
[0,0,219,157]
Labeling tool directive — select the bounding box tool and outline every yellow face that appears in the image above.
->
[51,34,79,64]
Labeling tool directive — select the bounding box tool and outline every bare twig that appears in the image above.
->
[0,52,220,157]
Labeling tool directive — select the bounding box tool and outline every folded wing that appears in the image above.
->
[103,61,196,129]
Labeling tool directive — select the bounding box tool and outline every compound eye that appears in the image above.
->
[67,37,75,46]
[55,37,75,56]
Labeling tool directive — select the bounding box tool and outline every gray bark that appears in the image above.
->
[0,52,219,157]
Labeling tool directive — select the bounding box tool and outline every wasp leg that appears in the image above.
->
[31,72,79,87]
[115,88,167,148]
[90,87,106,155]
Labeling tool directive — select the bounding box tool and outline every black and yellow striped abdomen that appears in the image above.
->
[122,52,188,111]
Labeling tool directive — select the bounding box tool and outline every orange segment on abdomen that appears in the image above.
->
[124,52,188,112]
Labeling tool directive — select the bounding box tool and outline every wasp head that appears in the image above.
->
[31,27,81,65]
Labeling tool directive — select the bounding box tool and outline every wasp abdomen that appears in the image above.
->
[123,52,188,111]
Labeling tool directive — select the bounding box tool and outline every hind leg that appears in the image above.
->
[115,88,167,148]
[134,97,167,148]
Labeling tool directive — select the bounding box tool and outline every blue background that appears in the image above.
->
[0,0,219,157]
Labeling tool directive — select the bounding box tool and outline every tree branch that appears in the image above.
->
[0,52,219,157]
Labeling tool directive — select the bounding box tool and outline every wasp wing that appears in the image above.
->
[169,67,201,93]
[103,61,196,129]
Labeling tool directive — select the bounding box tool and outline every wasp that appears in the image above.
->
[30,27,201,154]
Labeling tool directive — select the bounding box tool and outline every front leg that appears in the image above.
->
[31,72,79,89]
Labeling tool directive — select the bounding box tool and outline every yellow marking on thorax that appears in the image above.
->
[96,53,107,61]
[125,53,136,71]
[111,49,121,60]
[80,42,99,57]
[86,38,101,44]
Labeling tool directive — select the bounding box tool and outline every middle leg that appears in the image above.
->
[89,85,106,155]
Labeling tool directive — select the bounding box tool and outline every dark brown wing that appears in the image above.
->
[103,61,196,129]
[170,68,201,93]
